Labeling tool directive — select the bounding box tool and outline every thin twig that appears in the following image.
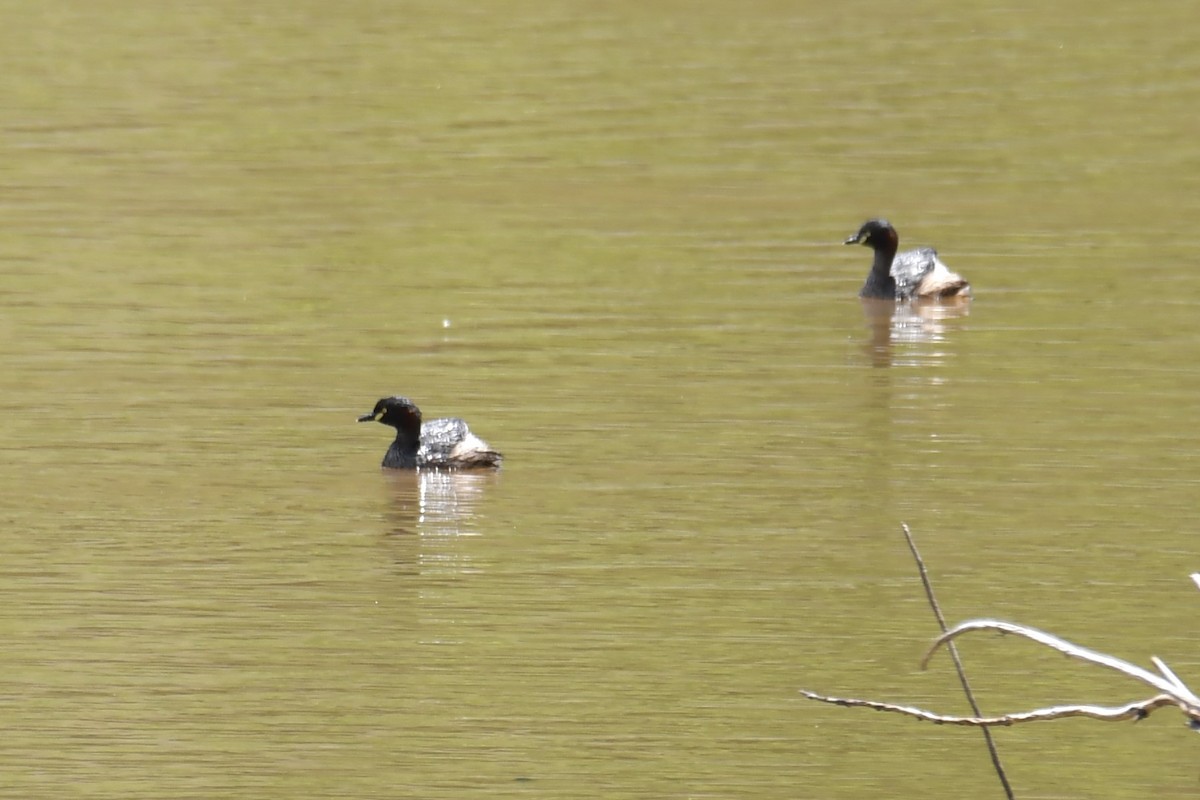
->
[800,690,1180,726]
[1153,657,1192,698]
[901,523,1015,800]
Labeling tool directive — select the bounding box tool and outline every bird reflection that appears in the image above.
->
[856,297,972,529]
[861,297,970,369]
[378,469,500,574]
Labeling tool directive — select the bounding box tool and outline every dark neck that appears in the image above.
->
[382,428,420,469]
[859,243,897,299]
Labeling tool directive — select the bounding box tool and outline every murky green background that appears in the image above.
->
[3,2,1199,797]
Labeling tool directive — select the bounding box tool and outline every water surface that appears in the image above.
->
[3,2,1200,798]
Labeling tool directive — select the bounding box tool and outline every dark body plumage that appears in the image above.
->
[845,218,971,301]
[358,396,502,470]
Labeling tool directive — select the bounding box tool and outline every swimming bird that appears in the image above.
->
[358,396,502,470]
[845,218,971,300]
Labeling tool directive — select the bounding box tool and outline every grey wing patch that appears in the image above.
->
[890,247,939,300]
[418,417,471,465]
[418,417,503,468]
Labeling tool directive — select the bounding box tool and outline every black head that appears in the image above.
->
[844,218,899,250]
[358,396,423,432]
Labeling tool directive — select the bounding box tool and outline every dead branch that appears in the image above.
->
[801,576,1200,731]
[800,690,1180,726]
[924,619,1200,706]
[900,523,1012,800]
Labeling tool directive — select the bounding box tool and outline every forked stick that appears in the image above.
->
[802,577,1200,730]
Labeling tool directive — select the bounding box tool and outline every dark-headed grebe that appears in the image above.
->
[358,396,502,470]
[845,219,971,301]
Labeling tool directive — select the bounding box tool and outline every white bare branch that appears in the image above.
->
[799,690,1180,726]
[1152,656,1193,698]
[923,619,1200,707]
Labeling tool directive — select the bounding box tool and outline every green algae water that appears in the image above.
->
[2,2,1199,797]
